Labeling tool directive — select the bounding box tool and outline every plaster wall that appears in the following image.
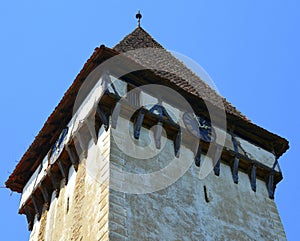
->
[22,75,285,241]
[26,120,286,241]
[108,117,287,241]
[20,76,278,209]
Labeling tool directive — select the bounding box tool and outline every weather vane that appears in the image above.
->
[136,10,142,27]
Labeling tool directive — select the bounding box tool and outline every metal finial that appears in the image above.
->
[136,10,142,27]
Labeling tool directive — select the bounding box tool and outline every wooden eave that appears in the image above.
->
[6,46,289,193]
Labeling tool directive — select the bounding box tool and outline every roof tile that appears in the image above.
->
[114,27,249,121]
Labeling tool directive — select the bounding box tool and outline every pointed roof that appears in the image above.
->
[114,27,164,52]
[5,26,289,193]
[114,27,248,121]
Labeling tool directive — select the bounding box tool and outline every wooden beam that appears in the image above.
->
[214,158,221,176]
[267,172,275,199]
[47,169,61,198]
[173,130,181,158]
[250,164,257,192]
[39,185,52,210]
[195,141,201,167]
[96,106,109,131]
[24,205,35,231]
[31,195,43,221]
[231,135,239,184]
[66,144,79,171]
[133,109,145,139]
[57,160,69,185]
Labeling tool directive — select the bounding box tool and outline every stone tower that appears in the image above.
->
[6,24,289,241]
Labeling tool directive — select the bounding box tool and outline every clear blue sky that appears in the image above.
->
[0,1,299,240]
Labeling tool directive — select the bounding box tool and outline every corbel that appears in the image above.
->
[149,103,175,123]
[24,205,35,231]
[195,141,201,167]
[173,130,181,158]
[57,159,69,185]
[133,109,145,139]
[213,145,222,176]
[97,106,110,131]
[31,194,43,221]
[250,164,257,192]
[66,144,79,171]
[149,104,176,150]
[39,184,52,210]
[267,149,279,199]
[267,171,275,199]
[47,169,61,198]
[231,134,239,184]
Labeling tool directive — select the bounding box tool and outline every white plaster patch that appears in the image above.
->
[140,91,158,108]
[109,75,127,97]
[20,156,48,209]
[162,101,180,122]
[236,137,277,170]
[67,75,105,140]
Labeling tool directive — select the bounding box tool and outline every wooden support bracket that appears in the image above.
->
[250,164,257,192]
[97,106,109,131]
[267,172,275,199]
[47,169,61,198]
[232,157,239,184]
[58,160,69,185]
[195,141,201,167]
[24,205,35,231]
[213,145,222,176]
[213,158,221,176]
[39,185,52,210]
[31,195,43,221]
[134,109,145,139]
[173,130,181,158]
[66,145,79,171]
[231,135,239,184]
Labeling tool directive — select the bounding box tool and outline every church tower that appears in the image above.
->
[6,16,289,241]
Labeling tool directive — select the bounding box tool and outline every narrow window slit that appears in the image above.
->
[66,197,70,214]
[203,185,210,203]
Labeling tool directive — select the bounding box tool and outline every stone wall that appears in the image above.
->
[28,126,111,241]
[109,117,287,241]
[26,119,286,241]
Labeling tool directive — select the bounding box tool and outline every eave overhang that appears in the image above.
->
[5,45,289,193]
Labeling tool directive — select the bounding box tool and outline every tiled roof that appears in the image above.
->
[114,27,164,51]
[6,27,289,193]
[114,27,249,122]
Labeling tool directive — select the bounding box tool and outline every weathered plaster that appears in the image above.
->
[21,75,286,241]
[110,123,287,241]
